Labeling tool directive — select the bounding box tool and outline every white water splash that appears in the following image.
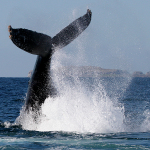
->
[16,46,127,133]
[17,75,125,133]
[38,80,125,133]
[15,61,150,133]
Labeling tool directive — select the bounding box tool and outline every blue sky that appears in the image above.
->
[0,0,150,77]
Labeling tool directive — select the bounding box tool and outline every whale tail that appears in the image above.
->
[8,9,92,57]
[8,9,92,112]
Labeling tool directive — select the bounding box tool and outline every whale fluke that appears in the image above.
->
[8,9,92,112]
[52,9,92,49]
[8,25,52,57]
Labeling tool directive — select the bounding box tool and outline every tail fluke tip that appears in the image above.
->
[8,25,12,33]
[87,9,92,15]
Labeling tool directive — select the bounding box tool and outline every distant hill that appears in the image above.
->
[28,66,150,78]
[132,71,150,78]
[52,66,130,78]
[28,66,128,78]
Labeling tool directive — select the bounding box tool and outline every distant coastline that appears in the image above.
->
[28,66,150,78]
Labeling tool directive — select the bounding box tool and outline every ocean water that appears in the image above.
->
[0,76,150,149]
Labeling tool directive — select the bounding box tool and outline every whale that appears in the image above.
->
[8,9,92,112]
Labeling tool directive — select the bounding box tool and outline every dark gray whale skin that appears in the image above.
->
[8,9,92,112]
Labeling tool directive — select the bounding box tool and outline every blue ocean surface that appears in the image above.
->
[0,77,150,149]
